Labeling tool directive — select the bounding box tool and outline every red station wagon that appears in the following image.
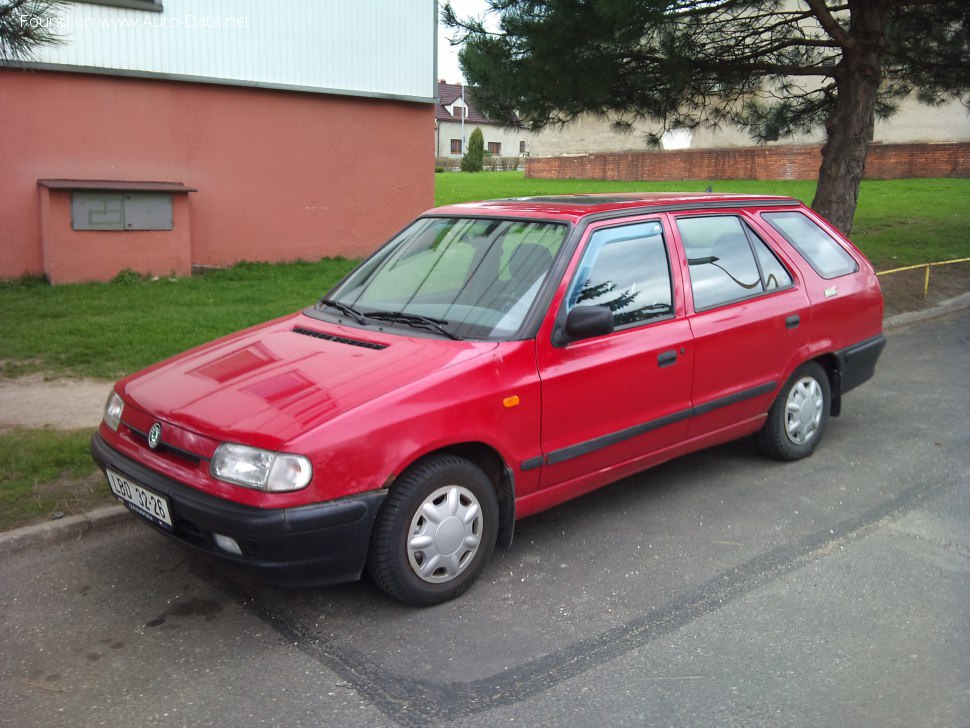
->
[92,193,886,605]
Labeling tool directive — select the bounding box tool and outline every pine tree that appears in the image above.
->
[0,1,65,65]
[444,0,970,234]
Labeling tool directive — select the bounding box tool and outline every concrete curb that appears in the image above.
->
[883,291,970,330]
[2,292,968,555]
[0,504,130,557]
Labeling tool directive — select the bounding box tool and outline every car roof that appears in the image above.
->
[429,192,800,223]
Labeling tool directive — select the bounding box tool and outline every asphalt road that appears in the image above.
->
[2,310,968,728]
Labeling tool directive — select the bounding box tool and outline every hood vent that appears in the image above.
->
[292,327,387,350]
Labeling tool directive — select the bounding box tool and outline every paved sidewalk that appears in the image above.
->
[0,374,109,431]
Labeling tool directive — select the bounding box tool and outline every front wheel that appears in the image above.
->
[367,455,498,606]
[758,361,831,461]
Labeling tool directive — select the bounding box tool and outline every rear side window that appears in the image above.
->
[676,215,791,311]
[762,211,858,279]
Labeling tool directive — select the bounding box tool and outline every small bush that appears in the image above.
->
[435,166,445,173]
[435,156,461,171]
[111,268,144,285]
[461,128,485,172]
[1,273,49,288]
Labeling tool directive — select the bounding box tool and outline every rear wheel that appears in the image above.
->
[758,361,831,461]
[368,455,498,606]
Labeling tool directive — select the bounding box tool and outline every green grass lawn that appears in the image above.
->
[0,428,109,531]
[0,259,358,381]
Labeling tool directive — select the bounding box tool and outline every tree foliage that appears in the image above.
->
[0,0,65,65]
[444,0,970,233]
[461,126,486,172]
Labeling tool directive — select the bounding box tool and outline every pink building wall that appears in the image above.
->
[0,70,434,282]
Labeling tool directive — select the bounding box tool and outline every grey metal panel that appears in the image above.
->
[21,0,437,101]
[122,193,173,230]
[72,193,125,230]
[12,62,438,105]
[71,192,173,231]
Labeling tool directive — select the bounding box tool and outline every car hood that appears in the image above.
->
[118,312,498,449]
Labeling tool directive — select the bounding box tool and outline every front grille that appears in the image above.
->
[292,326,387,350]
[127,427,202,466]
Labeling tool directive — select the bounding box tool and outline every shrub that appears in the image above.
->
[461,128,484,172]
[434,156,461,171]
[111,268,144,285]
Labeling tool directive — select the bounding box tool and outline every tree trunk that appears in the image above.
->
[811,1,891,236]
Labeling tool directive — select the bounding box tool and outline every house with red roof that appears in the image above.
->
[435,81,530,161]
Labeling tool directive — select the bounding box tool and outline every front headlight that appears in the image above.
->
[210,443,312,492]
[103,391,124,431]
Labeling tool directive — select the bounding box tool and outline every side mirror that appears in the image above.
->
[564,305,614,342]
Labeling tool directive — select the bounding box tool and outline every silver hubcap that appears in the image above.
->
[407,485,483,583]
[785,376,824,445]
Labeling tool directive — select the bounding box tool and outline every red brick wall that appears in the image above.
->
[525,142,970,181]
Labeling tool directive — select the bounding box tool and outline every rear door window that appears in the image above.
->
[676,215,792,311]
[762,211,859,279]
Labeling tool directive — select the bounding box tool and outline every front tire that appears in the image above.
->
[758,361,831,461]
[367,455,498,606]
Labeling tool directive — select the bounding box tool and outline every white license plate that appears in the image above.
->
[106,469,173,529]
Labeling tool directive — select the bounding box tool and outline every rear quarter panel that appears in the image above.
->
[748,208,884,358]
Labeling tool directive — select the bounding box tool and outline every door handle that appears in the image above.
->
[657,350,678,368]
[785,314,800,330]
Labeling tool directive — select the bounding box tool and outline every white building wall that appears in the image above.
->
[24,0,436,101]
[436,121,530,158]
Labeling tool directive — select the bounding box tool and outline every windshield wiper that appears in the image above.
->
[365,311,463,341]
[317,298,369,326]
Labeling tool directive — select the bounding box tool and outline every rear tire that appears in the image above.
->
[758,361,831,461]
[368,455,498,606]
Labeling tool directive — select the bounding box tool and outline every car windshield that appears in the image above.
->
[326,217,568,340]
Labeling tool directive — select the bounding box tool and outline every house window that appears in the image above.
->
[487,142,501,155]
[72,192,173,231]
[519,141,527,154]
[450,139,462,155]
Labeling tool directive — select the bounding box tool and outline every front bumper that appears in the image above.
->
[91,433,386,587]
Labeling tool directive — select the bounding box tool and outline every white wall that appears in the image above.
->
[23,0,436,101]
[436,120,529,158]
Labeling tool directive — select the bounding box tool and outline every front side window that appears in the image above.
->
[327,218,567,340]
[567,221,673,328]
[762,211,859,279]
[677,215,792,311]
